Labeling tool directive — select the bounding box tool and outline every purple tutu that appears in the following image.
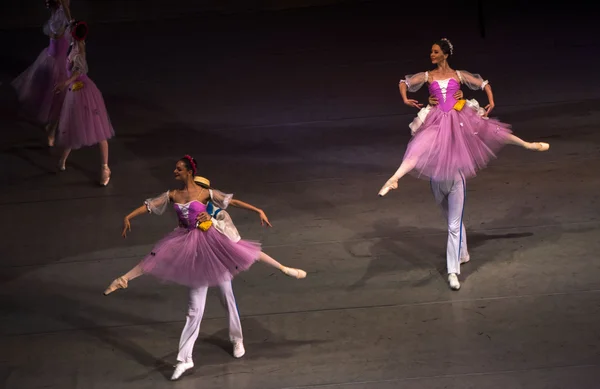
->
[403,78,512,181]
[140,201,261,288]
[56,60,115,149]
[11,37,69,124]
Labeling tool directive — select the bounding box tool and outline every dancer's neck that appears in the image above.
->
[436,62,452,72]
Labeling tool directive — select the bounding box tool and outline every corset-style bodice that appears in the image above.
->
[174,201,207,230]
[428,78,461,112]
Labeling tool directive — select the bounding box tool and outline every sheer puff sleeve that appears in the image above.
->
[399,72,429,92]
[209,189,233,209]
[457,70,489,90]
[144,191,171,215]
[211,211,242,242]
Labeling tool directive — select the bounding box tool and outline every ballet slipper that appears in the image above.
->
[378,178,398,197]
[45,123,56,147]
[100,165,111,186]
[103,276,128,295]
[530,142,549,152]
[280,266,307,279]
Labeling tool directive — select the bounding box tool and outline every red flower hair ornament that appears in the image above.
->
[71,21,89,41]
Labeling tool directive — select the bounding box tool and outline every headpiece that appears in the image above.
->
[441,37,454,55]
[182,155,197,175]
[71,20,88,41]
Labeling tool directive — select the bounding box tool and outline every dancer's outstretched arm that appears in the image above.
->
[196,198,271,227]
[229,199,272,227]
[121,205,148,237]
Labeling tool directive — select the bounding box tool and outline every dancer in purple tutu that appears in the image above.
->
[378,38,549,290]
[53,21,114,186]
[103,155,306,379]
[11,0,73,145]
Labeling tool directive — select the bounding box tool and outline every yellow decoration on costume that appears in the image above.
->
[198,220,213,231]
[71,81,84,92]
[453,99,466,111]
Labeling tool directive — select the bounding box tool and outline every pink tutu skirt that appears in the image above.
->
[56,75,115,149]
[140,227,261,288]
[11,37,69,124]
[403,106,512,181]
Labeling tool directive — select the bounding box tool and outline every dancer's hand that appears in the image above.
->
[428,95,439,105]
[53,82,66,94]
[122,218,132,238]
[484,102,495,116]
[453,90,464,100]
[404,99,423,109]
[258,210,272,227]
[196,212,211,223]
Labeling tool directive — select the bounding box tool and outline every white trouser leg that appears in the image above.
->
[431,174,467,275]
[217,281,243,343]
[176,287,208,364]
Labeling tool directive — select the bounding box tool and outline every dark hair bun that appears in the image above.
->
[435,38,454,56]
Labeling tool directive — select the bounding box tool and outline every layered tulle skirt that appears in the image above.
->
[56,75,115,149]
[140,227,261,288]
[404,103,512,181]
[11,37,69,124]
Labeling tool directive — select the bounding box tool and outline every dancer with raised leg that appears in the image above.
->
[103,156,306,380]
[378,38,549,290]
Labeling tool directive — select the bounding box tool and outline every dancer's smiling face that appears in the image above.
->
[173,161,193,181]
[430,44,448,64]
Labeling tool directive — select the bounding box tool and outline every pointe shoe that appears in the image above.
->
[378,178,398,197]
[448,273,460,291]
[45,123,56,147]
[171,361,194,380]
[103,276,128,295]
[280,266,307,279]
[58,159,66,171]
[100,165,111,186]
[530,142,550,152]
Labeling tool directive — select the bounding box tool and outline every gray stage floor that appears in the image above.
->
[1,2,599,388]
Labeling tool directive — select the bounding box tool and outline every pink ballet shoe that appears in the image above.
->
[100,165,111,186]
[45,123,56,147]
[378,178,398,197]
[103,276,128,295]
[280,266,307,279]
[58,159,66,172]
[530,142,549,152]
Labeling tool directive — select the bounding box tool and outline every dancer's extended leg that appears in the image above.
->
[103,264,144,295]
[378,158,417,196]
[504,133,549,151]
[257,252,307,279]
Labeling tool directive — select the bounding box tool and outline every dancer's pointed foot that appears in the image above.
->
[171,361,194,380]
[103,276,128,295]
[378,178,398,197]
[45,123,56,147]
[528,142,549,152]
[58,158,66,172]
[280,266,307,279]
[100,165,111,186]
